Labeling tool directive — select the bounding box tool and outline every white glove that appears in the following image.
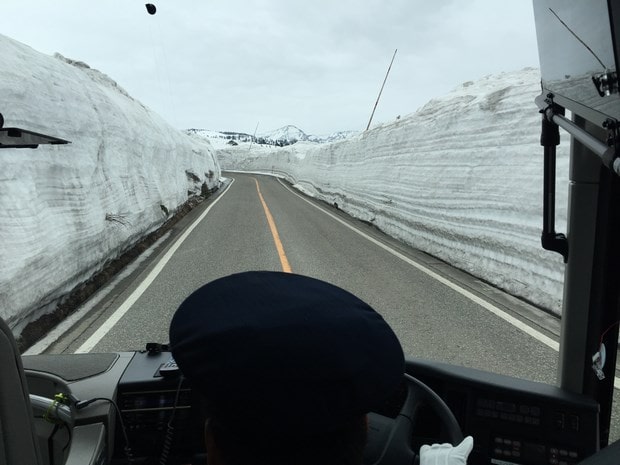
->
[420,436,474,465]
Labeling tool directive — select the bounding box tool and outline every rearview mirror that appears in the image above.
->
[533,0,620,126]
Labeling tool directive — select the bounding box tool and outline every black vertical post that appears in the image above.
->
[582,149,620,448]
[541,104,568,261]
[558,115,620,447]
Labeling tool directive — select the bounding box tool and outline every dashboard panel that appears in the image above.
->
[22,352,601,465]
[115,350,206,464]
[406,359,600,465]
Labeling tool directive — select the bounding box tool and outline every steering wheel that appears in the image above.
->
[364,373,463,465]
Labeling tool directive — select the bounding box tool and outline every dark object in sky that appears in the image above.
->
[145,3,156,15]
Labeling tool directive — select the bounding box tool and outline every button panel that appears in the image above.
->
[492,436,580,465]
[476,398,541,426]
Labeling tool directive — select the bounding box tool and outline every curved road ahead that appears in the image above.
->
[33,171,619,441]
[45,172,564,387]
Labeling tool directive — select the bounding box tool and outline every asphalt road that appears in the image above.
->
[48,172,560,382]
[42,171,619,440]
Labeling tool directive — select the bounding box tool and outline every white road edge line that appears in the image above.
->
[24,232,173,355]
[74,179,235,354]
[277,178,620,390]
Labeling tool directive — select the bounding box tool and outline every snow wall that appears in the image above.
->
[217,68,570,315]
[0,35,220,333]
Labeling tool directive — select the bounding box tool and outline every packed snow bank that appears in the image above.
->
[216,68,569,314]
[0,34,220,333]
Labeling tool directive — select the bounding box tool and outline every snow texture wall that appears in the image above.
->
[0,35,220,332]
[217,68,570,315]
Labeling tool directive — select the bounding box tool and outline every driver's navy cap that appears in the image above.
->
[169,271,404,436]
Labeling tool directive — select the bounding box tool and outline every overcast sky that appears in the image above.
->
[1,1,540,135]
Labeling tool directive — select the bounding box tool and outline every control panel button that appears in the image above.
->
[567,414,580,432]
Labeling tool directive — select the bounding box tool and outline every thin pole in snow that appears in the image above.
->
[249,121,260,152]
[366,49,397,131]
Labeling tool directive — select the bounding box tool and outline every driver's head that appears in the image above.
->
[169,271,404,465]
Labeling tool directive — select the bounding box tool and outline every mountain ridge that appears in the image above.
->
[186,125,358,147]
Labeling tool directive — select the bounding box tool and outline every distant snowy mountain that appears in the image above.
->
[307,131,359,143]
[259,125,308,143]
[186,126,359,148]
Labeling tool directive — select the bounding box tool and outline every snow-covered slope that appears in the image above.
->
[0,30,567,337]
[217,68,569,314]
[259,125,308,142]
[0,34,220,333]
[187,126,359,148]
[307,131,359,143]
[185,129,254,148]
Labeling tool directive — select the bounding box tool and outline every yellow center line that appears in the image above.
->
[254,178,292,273]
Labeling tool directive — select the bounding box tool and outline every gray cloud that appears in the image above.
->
[1,1,539,134]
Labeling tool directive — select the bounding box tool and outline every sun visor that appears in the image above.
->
[0,127,70,149]
[0,112,71,149]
